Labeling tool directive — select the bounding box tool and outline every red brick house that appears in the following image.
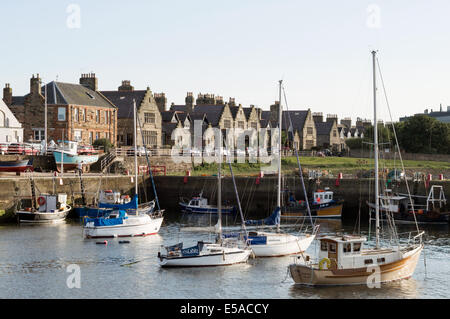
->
[6,73,117,145]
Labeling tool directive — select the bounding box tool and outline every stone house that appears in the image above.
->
[101,81,163,148]
[0,93,23,143]
[5,74,117,145]
[313,113,341,151]
[268,102,316,150]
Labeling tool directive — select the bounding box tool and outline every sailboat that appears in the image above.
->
[238,80,318,257]
[83,100,164,238]
[158,131,251,267]
[289,51,424,286]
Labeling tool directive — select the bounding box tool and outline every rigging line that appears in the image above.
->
[282,85,315,229]
[136,111,161,211]
[376,57,420,235]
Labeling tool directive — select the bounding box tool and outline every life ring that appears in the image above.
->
[38,196,46,206]
[319,257,331,270]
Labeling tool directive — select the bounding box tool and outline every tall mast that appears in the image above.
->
[133,99,138,196]
[217,129,223,240]
[277,80,282,208]
[44,82,47,152]
[277,80,282,232]
[372,50,380,249]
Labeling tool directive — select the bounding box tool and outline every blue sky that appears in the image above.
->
[1,0,450,122]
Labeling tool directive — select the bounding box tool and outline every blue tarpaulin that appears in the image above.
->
[84,210,127,226]
[98,194,139,210]
[247,236,267,245]
[245,207,281,226]
[181,245,200,257]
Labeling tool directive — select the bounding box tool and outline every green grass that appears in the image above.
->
[182,156,450,177]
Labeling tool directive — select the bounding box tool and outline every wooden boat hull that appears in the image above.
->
[281,201,343,219]
[159,246,251,267]
[289,245,423,286]
[16,206,71,224]
[250,233,315,257]
[83,215,163,238]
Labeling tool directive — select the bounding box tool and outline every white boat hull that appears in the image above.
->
[159,245,251,267]
[250,233,315,257]
[289,245,423,286]
[83,215,163,238]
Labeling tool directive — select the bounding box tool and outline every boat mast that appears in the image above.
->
[277,80,283,231]
[372,50,380,249]
[217,129,223,241]
[44,82,47,152]
[133,99,138,196]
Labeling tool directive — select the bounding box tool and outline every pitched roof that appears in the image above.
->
[170,105,187,112]
[162,122,178,135]
[192,104,224,126]
[11,96,25,106]
[100,90,146,118]
[243,107,253,120]
[161,110,178,122]
[282,110,308,132]
[42,82,116,108]
[315,121,334,135]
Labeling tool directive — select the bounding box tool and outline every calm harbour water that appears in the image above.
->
[0,213,449,299]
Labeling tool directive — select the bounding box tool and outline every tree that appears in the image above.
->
[93,138,114,153]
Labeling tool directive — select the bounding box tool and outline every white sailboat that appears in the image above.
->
[289,51,424,286]
[158,131,251,267]
[83,100,164,238]
[242,80,318,257]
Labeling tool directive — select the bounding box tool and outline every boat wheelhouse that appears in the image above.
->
[179,193,235,214]
[289,234,423,286]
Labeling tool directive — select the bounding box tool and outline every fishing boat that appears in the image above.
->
[289,51,424,286]
[53,140,99,172]
[0,158,33,173]
[281,188,344,219]
[158,132,251,267]
[83,100,164,238]
[15,175,71,224]
[179,191,235,214]
[368,186,449,224]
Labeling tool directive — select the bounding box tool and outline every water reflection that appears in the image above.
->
[288,277,420,299]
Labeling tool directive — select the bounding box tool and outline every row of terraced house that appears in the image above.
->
[1,73,370,152]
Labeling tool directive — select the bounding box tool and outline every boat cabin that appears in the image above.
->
[379,189,409,213]
[317,235,367,269]
[99,190,131,205]
[38,193,68,212]
[313,188,334,204]
[188,196,208,208]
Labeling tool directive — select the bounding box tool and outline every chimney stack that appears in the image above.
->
[79,73,98,91]
[326,114,338,124]
[118,80,134,92]
[154,92,167,112]
[270,101,280,123]
[185,92,194,112]
[3,83,12,106]
[30,74,42,96]
[313,112,323,123]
